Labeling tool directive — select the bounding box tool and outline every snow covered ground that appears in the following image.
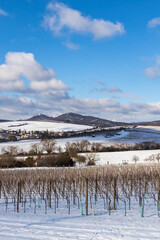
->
[0,121,92,132]
[85,149,160,165]
[137,125,160,132]
[0,139,41,153]
[0,196,159,239]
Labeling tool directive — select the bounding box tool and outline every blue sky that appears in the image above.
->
[0,0,160,121]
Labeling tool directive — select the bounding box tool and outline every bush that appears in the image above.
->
[24,157,36,167]
[38,153,74,167]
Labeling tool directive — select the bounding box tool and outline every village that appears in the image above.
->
[0,124,134,142]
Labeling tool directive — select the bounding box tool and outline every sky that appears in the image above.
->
[1,0,160,122]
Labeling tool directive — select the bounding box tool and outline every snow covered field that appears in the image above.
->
[91,149,160,165]
[0,121,92,132]
[0,196,160,239]
[137,125,160,132]
[0,139,41,153]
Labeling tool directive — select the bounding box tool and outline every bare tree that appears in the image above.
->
[132,155,139,164]
[156,154,160,162]
[85,153,99,166]
[30,143,42,155]
[7,146,18,156]
[91,142,103,152]
[41,139,56,154]
[76,155,86,165]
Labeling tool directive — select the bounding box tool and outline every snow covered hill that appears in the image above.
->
[0,121,92,132]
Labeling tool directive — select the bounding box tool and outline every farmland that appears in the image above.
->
[0,165,160,239]
[0,123,160,239]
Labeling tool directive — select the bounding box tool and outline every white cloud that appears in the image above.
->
[0,8,8,16]
[30,79,67,91]
[0,80,26,92]
[64,41,79,50]
[145,55,160,78]
[43,2,125,39]
[0,52,68,93]
[148,17,160,28]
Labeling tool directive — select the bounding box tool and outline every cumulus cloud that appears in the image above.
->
[148,17,160,28]
[43,2,125,39]
[0,8,8,16]
[0,52,68,93]
[145,55,160,78]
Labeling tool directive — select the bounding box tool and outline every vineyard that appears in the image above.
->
[0,164,160,218]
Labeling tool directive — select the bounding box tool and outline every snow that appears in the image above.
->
[0,121,92,132]
[0,195,160,239]
[0,139,41,153]
[137,125,160,132]
[83,149,160,165]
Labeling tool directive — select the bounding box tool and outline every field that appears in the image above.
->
[0,165,160,239]
[1,123,160,239]
[0,121,92,132]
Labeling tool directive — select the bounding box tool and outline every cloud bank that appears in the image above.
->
[0,51,160,122]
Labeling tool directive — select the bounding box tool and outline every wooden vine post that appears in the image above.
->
[85,178,88,216]
[139,178,141,207]
[113,177,117,210]
[157,176,160,210]
[95,175,97,203]
[73,181,75,205]
[48,180,52,208]
[0,181,1,199]
[130,176,133,196]
[17,182,20,213]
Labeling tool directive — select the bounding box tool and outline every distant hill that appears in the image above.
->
[26,112,126,127]
[26,112,160,128]
[53,112,126,127]
[0,120,11,122]
[136,120,160,126]
[27,114,54,121]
